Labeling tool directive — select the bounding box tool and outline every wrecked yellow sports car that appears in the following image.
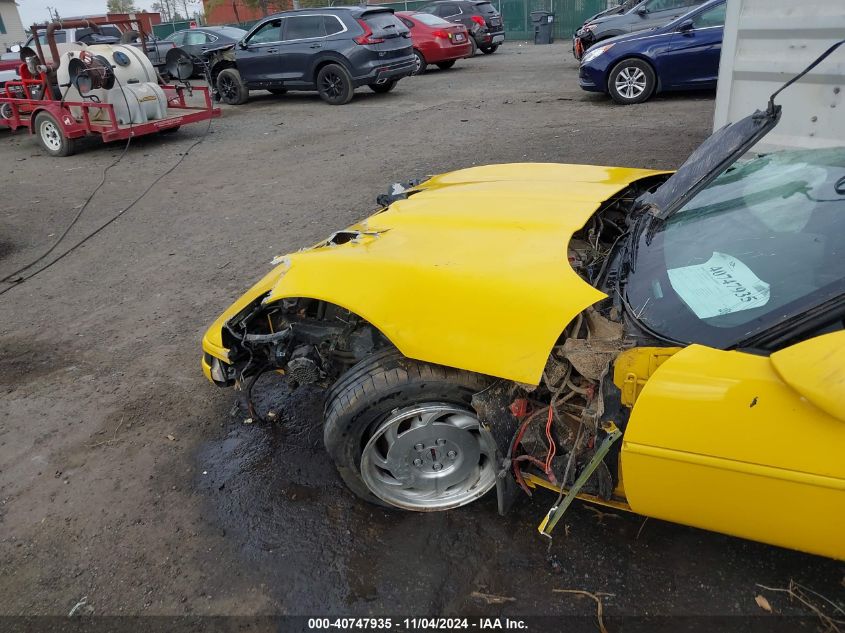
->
[203,56,845,561]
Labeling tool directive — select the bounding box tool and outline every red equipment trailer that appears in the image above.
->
[0,19,220,157]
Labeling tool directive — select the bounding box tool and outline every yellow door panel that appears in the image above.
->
[623,445,845,559]
[621,343,845,560]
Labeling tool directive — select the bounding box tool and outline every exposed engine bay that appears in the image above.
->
[215,176,670,517]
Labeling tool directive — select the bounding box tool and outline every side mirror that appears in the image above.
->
[770,331,845,423]
[238,40,247,49]
[678,18,694,33]
[637,7,648,16]
[10,44,21,53]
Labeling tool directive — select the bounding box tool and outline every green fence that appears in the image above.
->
[381,0,606,39]
[222,0,607,41]
[152,20,195,39]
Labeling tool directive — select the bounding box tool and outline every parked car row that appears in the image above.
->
[577,0,726,104]
[0,23,176,73]
[573,0,707,59]
[161,3,504,106]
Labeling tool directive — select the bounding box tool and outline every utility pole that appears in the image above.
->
[46,6,60,21]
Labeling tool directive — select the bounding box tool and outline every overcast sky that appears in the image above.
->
[15,1,182,26]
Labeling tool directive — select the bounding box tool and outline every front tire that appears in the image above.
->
[607,58,656,105]
[480,44,498,54]
[323,349,497,511]
[216,68,248,105]
[368,80,396,94]
[34,111,76,157]
[316,63,354,105]
[436,60,456,70]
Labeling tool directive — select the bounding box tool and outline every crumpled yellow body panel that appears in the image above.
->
[203,163,663,384]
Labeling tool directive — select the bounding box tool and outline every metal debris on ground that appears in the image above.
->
[68,596,91,616]
[470,591,516,605]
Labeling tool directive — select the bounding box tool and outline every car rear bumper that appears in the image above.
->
[354,57,416,86]
[421,40,474,62]
[476,29,505,46]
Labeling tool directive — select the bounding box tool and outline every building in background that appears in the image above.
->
[0,0,26,51]
[202,0,292,26]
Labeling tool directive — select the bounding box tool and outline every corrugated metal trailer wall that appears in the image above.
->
[713,0,845,151]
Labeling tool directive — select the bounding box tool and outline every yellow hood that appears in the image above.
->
[204,163,664,384]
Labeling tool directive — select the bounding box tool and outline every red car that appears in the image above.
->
[397,11,473,74]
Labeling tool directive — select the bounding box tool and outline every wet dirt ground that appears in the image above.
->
[1,42,842,625]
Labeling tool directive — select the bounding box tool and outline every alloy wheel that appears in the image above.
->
[219,75,237,100]
[360,403,497,511]
[321,71,343,99]
[615,66,647,100]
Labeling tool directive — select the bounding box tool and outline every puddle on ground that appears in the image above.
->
[196,374,845,616]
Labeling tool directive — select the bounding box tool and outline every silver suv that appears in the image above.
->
[573,0,707,59]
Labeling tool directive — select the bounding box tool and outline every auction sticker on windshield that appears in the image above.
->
[667,252,770,319]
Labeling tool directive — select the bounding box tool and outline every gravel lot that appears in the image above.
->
[1,41,842,623]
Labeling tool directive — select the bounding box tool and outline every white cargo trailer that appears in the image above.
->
[713,0,845,152]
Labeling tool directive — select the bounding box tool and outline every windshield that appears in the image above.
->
[414,13,452,26]
[625,148,845,348]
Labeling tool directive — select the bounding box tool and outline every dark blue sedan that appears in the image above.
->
[579,0,725,104]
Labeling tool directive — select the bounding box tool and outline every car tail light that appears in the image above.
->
[432,29,450,39]
[470,15,486,26]
[354,19,385,44]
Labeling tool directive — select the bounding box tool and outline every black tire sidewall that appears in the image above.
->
[480,45,498,54]
[323,351,490,506]
[369,80,396,94]
[436,60,456,70]
[216,68,247,105]
[317,63,354,105]
[608,58,655,105]
[34,111,73,157]
[413,49,426,75]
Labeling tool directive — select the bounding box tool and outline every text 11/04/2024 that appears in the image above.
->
[307,618,529,630]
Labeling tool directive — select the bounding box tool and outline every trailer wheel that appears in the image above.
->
[216,68,248,105]
[34,112,76,157]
